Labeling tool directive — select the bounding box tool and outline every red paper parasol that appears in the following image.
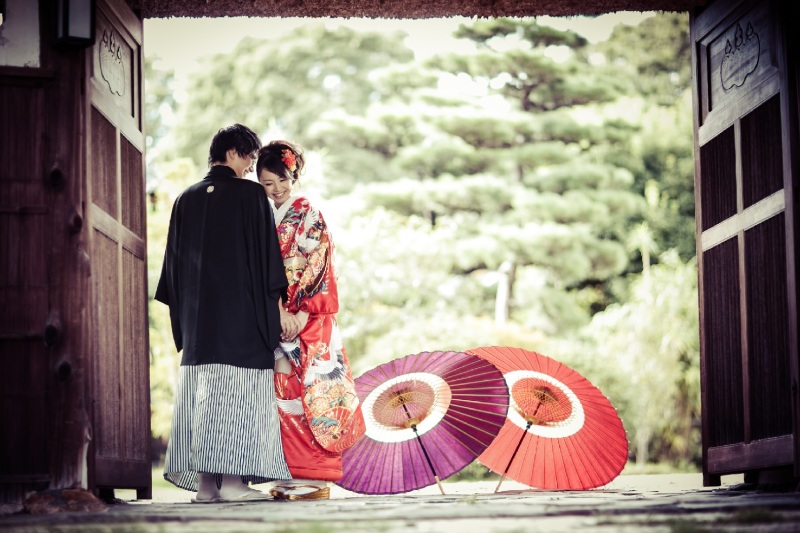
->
[467,346,628,491]
[337,350,509,495]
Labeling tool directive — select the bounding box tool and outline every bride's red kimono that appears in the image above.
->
[272,196,365,481]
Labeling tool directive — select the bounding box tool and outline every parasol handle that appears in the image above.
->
[402,401,445,495]
[410,425,445,495]
[433,475,445,495]
[495,420,532,493]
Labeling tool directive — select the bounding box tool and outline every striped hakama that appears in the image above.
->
[163,364,292,491]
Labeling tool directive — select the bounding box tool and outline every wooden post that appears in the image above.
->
[40,0,92,492]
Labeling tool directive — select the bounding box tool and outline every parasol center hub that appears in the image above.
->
[390,392,414,407]
[512,379,573,425]
[372,381,437,429]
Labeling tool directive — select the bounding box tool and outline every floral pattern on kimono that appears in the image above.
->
[272,196,365,481]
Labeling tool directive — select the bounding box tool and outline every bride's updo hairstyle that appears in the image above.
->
[256,140,305,182]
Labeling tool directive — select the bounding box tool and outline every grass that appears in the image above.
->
[620,461,700,475]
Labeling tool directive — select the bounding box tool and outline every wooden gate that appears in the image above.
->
[86,0,151,498]
[691,0,799,485]
[0,63,54,504]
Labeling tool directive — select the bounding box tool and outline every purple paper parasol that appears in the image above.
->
[337,350,509,495]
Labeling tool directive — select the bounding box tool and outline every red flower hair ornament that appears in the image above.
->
[281,149,297,172]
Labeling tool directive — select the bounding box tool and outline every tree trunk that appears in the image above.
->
[495,260,516,326]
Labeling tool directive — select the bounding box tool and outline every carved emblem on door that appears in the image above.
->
[720,22,760,90]
[99,28,126,97]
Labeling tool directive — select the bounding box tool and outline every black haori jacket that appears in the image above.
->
[155,165,287,370]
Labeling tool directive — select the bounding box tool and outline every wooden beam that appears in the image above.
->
[707,435,794,474]
[701,191,785,251]
[93,457,151,488]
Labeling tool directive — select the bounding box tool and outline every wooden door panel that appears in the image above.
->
[121,135,145,237]
[744,215,792,441]
[87,0,150,498]
[741,95,783,208]
[93,229,121,457]
[0,83,51,499]
[702,238,744,448]
[699,126,736,231]
[121,249,149,459]
[91,107,118,228]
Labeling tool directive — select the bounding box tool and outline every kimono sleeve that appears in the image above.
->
[292,204,339,315]
[245,189,287,351]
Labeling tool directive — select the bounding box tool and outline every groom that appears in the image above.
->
[155,123,290,502]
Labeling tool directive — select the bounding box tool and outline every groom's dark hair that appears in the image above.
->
[208,124,261,165]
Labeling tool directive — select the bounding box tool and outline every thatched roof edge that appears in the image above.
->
[127,0,706,19]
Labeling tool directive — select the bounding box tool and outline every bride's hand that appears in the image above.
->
[280,313,297,341]
[295,311,309,333]
[281,312,308,342]
[279,300,299,341]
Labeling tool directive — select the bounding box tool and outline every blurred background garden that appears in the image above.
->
[143,12,699,479]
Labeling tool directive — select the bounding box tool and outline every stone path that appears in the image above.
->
[2,474,800,532]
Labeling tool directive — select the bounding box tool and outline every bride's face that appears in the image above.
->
[258,169,294,207]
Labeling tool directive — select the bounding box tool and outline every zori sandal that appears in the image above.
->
[218,487,272,503]
[270,485,330,501]
[190,494,220,504]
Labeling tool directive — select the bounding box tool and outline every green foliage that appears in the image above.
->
[595,12,692,103]
[584,252,701,466]
[370,63,442,102]
[638,94,696,260]
[453,17,589,50]
[146,13,699,468]
[434,19,631,114]
[522,162,633,194]
[448,459,499,482]
[142,56,177,159]
[172,24,415,168]
[359,176,514,217]
[433,112,529,149]
[513,141,581,169]
[333,208,521,372]
[395,139,491,178]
